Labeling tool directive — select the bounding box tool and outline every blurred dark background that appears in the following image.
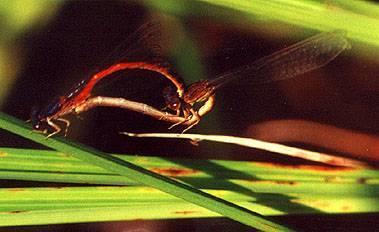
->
[1,0,379,231]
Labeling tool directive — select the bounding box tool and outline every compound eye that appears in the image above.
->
[171,102,181,110]
[33,123,41,130]
[32,120,47,131]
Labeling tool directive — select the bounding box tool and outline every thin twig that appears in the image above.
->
[121,132,368,168]
[75,96,199,126]
[74,96,366,168]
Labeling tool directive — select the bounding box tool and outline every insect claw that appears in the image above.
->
[46,128,60,138]
[180,108,201,133]
[181,121,198,133]
[46,119,61,138]
[168,118,187,130]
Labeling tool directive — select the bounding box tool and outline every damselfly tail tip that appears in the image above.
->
[120,132,136,136]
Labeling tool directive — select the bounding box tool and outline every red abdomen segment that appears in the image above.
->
[68,62,184,111]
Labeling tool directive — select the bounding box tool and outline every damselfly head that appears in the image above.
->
[30,106,47,132]
[162,86,181,111]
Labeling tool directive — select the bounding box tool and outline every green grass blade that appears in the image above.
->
[198,0,379,47]
[1,147,378,186]
[0,112,292,231]
[0,148,378,225]
[0,204,217,227]
[147,0,379,49]
[0,186,378,226]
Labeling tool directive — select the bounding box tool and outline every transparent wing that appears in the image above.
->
[99,21,162,64]
[209,30,350,89]
[89,21,182,95]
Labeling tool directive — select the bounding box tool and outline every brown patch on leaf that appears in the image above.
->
[10,210,25,214]
[341,205,351,211]
[0,210,27,214]
[245,180,297,185]
[254,162,355,172]
[150,167,198,176]
[8,188,25,192]
[0,152,8,157]
[173,210,197,215]
[275,180,297,185]
[356,177,369,184]
[57,152,71,158]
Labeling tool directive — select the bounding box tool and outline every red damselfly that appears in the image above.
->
[31,22,184,137]
[163,30,350,132]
